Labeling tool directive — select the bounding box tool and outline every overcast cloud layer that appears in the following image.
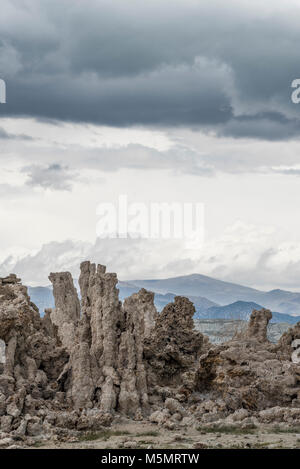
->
[1,1,300,292]
[0,0,300,138]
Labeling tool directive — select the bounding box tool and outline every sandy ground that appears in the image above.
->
[28,420,300,449]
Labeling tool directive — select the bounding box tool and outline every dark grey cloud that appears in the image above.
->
[1,1,300,138]
[217,112,300,141]
[22,163,76,191]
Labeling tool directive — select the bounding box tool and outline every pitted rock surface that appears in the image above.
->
[0,263,300,444]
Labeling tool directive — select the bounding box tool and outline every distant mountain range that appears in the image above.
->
[126,274,300,316]
[27,272,300,324]
[118,283,217,312]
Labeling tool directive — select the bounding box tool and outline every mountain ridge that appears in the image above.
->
[126,273,300,315]
[27,273,300,324]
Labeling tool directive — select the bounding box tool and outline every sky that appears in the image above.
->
[1,0,300,289]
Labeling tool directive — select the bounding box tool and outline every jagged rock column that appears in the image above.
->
[144,296,205,394]
[79,262,122,413]
[118,289,157,417]
[0,276,68,432]
[49,272,81,351]
[49,262,159,415]
[49,270,95,409]
[245,308,272,343]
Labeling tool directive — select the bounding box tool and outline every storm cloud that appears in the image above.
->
[0,0,300,138]
[1,1,300,292]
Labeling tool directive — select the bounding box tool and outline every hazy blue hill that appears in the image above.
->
[198,300,300,324]
[28,274,300,320]
[118,282,217,312]
[152,292,217,313]
[129,274,300,315]
[198,301,262,320]
[262,289,300,315]
[130,274,265,303]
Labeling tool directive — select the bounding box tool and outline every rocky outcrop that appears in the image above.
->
[51,272,210,424]
[48,262,122,412]
[49,272,80,351]
[49,263,159,417]
[0,278,69,436]
[78,262,122,413]
[144,296,208,417]
[196,309,300,412]
[0,265,300,445]
[0,275,21,286]
[244,308,272,343]
[144,296,206,385]
[118,289,157,417]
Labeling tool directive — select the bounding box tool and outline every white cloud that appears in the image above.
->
[2,222,300,292]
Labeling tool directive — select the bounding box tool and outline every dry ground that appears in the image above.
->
[29,420,300,450]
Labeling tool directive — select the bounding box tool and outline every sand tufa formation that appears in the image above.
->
[0,263,299,445]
